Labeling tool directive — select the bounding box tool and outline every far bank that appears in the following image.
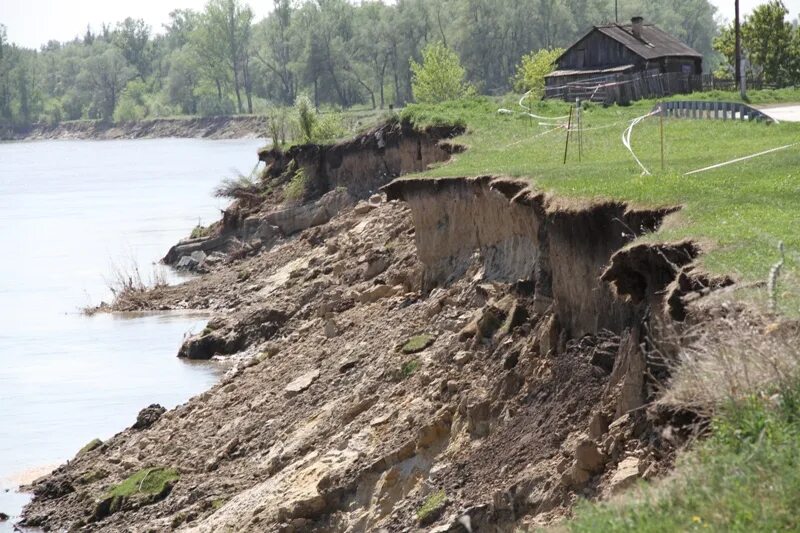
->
[2,115,269,141]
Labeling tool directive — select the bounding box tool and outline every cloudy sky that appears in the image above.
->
[1,0,797,49]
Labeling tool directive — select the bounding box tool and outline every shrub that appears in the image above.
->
[410,42,474,104]
[213,173,261,202]
[401,359,420,378]
[295,93,317,143]
[197,95,235,117]
[284,168,309,201]
[511,47,564,97]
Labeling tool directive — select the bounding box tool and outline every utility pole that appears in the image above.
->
[734,0,746,99]
[615,0,619,23]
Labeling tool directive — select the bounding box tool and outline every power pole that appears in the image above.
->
[734,0,746,99]
[615,0,619,23]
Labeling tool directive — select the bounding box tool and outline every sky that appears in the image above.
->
[1,0,798,49]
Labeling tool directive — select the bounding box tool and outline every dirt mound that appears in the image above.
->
[23,181,700,531]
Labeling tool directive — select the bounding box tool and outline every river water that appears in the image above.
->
[0,137,263,528]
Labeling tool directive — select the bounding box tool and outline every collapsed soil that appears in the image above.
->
[23,197,689,532]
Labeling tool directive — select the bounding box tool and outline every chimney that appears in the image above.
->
[631,16,644,39]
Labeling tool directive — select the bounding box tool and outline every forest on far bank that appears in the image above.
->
[1,0,798,130]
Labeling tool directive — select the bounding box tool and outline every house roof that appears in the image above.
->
[593,23,702,60]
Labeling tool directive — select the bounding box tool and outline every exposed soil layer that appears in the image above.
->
[161,120,463,270]
[5,115,269,141]
[23,168,722,531]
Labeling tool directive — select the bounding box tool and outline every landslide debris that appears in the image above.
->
[24,190,696,532]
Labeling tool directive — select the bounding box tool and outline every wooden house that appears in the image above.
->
[545,17,702,101]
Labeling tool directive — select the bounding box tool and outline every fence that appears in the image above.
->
[656,100,774,122]
[545,70,773,106]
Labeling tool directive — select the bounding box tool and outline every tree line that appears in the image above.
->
[0,0,794,130]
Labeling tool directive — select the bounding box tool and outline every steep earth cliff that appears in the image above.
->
[22,125,728,532]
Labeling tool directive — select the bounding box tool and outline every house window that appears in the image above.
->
[681,63,692,74]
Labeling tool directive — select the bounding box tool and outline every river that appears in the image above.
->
[0,137,263,529]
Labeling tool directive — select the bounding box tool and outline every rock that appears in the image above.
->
[133,404,166,430]
[176,255,199,270]
[285,370,320,397]
[368,193,383,205]
[453,351,472,367]
[606,328,645,418]
[324,319,338,338]
[0,512,9,521]
[588,412,609,439]
[357,284,397,304]
[574,439,605,473]
[364,255,389,280]
[190,250,207,264]
[338,354,359,372]
[608,456,643,493]
[354,201,376,215]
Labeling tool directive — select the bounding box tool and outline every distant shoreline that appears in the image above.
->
[2,115,270,141]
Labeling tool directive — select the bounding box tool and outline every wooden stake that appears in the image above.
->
[659,103,665,171]
[563,106,573,165]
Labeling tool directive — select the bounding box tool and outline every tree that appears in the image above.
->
[512,47,564,97]
[112,18,152,80]
[742,0,793,85]
[78,43,136,121]
[410,41,473,103]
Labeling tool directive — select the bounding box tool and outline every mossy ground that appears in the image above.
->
[401,334,436,354]
[107,467,179,499]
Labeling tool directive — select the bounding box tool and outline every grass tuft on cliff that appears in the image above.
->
[566,377,800,532]
[402,92,800,313]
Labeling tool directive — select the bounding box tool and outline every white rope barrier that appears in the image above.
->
[684,142,800,176]
[506,124,565,147]
[621,110,660,176]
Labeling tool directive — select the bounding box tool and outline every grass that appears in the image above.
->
[566,378,800,532]
[401,334,436,354]
[402,92,800,312]
[417,489,447,522]
[401,359,420,378]
[107,467,179,499]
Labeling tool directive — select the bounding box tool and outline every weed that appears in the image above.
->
[417,489,447,522]
[284,168,309,202]
[190,224,210,239]
[401,359,420,378]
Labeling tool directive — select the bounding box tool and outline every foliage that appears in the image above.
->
[107,467,179,498]
[213,173,261,201]
[401,334,435,354]
[410,42,473,104]
[567,378,800,532]
[511,48,564,97]
[190,224,210,239]
[713,1,800,86]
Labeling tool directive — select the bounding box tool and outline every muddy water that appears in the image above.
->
[0,138,263,528]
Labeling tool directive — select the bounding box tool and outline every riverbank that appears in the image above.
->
[3,115,269,141]
[19,98,800,531]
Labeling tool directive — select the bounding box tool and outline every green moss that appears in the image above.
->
[107,467,179,499]
[417,489,447,522]
[78,469,108,484]
[77,438,103,456]
[211,498,226,510]
[401,334,435,354]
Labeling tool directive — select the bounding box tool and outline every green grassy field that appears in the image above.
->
[402,92,800,312]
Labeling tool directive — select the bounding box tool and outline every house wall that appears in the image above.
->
[558,31,644,70]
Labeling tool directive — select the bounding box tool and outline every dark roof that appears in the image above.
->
[593,23,702,60]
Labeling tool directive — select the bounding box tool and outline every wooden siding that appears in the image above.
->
[559,31,644,70]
